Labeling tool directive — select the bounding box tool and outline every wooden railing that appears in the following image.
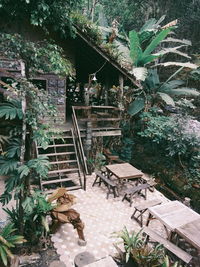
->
[73,105,121,129]
[72,106,88,189]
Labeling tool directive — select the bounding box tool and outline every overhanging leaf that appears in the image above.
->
[159,80,185,91]
[128,97,145,116]
[138,54,159,66]
[167,88,200,96]
[153,45,191,59]
[143,28,171,56]
[154,62,198,69]
[157,92,175,106]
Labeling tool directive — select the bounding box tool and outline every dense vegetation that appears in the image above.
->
[0,0,200,265]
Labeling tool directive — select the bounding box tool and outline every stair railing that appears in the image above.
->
[72,106,88,189]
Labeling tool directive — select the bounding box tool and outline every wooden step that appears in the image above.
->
[49,160,77,165]
[39,152,75,157]
[51,135,72,139]
[48,168,79,174]
[37,144,74,148]
[41,177,78,185]
[43,185,81,194]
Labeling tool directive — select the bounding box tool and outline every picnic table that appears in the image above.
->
[176,218,200,251]
[146,200,200,247]
[105,163,143,181]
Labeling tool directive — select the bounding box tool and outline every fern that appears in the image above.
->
[0,100,23,120]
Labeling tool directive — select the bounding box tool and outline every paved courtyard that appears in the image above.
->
[51,174,169,267]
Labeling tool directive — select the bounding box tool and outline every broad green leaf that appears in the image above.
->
[129,30,142,66]
[128,97,145,116]
[0,101,23,120]
[18,165,30,178]
[5,138,21,158]
[143,28,171,56]
[138,54,159,66]
[0,157,18,175]
[22,197,34,214]
[159,80,185,91]
[157,92,175,106]
[167,88,200,96]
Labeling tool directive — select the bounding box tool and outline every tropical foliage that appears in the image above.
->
[0,223,25,266]
[4,191,53,244]
[114,227,181,266]
[128,69,200,116]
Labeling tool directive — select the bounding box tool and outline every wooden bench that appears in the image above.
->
[138,177,157,192]
[93,171,118,199]
[143,227,192,264]
[122,183,150,206]
[131,199,162,227]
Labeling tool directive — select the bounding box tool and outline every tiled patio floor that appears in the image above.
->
[51,174,169,267]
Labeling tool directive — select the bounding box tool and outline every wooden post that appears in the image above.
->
[85,121,92,159]
[105,76,109,105]
[119,74,124,103]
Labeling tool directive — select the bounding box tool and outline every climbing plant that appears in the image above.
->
[0,0,83,37]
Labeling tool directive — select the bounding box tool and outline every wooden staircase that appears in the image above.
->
[36,129,84,193]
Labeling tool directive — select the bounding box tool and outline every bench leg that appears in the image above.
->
[92,175,99,186]
[131,208,137,219]
[106,184,111,199]
[112,187,117,198]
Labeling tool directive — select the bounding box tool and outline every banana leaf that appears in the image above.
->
[143,28,171,56]
[157,92,175,106]
[167,88,200,96]
[129,30,142,66]
[128,97,145,116]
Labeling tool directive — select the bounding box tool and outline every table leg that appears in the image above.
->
[146,213,153,226]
